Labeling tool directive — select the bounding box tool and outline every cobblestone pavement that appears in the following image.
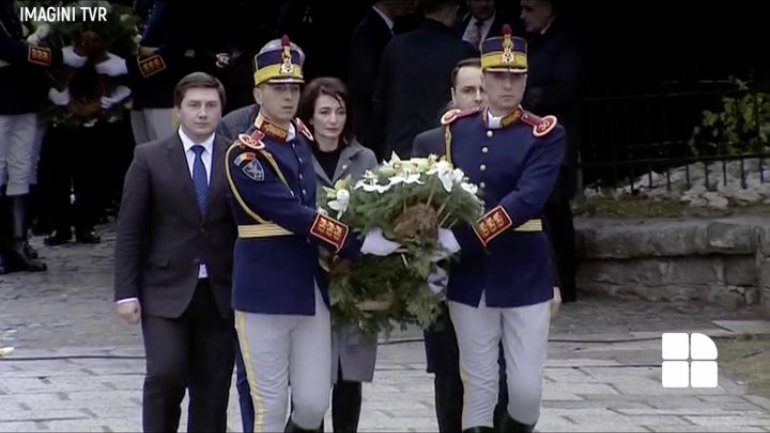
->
[1,224,770,432]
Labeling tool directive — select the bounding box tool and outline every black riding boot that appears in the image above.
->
[498,412,535,433]
[332,380,362,432]
[7,195,46,272]
[285,417,323,433]
[463,427,494,433]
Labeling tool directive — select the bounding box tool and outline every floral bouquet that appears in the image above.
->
[25,0,140,128]
[319,153,484,338]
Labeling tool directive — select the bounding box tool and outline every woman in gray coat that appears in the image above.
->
[297,77,379,433]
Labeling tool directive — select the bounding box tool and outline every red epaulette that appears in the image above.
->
[294,118,314,141]
[521,110,558,137]
[237,130,266,150]
[440,106,480,126]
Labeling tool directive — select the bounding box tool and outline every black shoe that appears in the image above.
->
[75,229,101,244]
[0,255,8,275]
[7,241,47,272]
[285,420,322,433]
[463,428,494,433]
[24,243,39,259]
[44,230,73,246]
[498,413,535,433]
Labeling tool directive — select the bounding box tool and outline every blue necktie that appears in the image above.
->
[191,145,208,214]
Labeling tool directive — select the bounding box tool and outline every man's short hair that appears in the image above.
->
[174,72,226,107]
[451,57,482,88]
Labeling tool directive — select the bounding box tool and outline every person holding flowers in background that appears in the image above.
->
[412,25,565,433]
[296,76,379,433]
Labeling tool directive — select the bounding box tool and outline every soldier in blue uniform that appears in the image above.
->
[225,36,400,433]
[0,0,88,273]
[413,25,565,433]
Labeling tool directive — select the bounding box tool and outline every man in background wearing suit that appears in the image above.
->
[113,72,237,432]
[456,0,508,50]
[348,0,409,160]
[521,0,584,303]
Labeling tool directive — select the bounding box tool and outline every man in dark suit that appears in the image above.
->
[113,72,237,433]
[348,0,409,160]
[373,0,478,159]
[521,0,584,303]
[455,0,508,50]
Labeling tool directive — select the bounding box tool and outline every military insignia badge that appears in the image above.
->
[280,35,294,74]
[241,159,265,182]
[501,25,515,65]
[310,214,350,252]
[138,54,166,78]
[474,206,513,246]
[27,46,52,66]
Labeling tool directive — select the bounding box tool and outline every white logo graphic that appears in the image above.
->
[661,333,718,388]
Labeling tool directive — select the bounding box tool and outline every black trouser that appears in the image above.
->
[424,304,509,432]
[543,199,577,302]
[141,280,236,433]
[39,122,114,235]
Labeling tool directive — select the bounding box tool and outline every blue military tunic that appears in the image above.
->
[0,0,60,114]
[225,113,360,316]
[413,106,565,309]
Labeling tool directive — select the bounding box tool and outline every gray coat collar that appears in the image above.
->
[313,142,367,186]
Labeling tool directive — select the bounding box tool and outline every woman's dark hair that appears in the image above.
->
[297,77,354,146]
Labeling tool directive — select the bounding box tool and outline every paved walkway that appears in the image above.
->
[1,225,770,432]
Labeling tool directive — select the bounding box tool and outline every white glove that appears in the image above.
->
[48,87,70,106]
[100,85,132,109]
[360,229,401,256]
[61,45,87,68]
[430,228,461,262]
[95,52,128,76]
[427,264,448,295]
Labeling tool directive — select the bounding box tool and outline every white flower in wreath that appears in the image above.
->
[452,168,465,184]
[460,182,479,195]
[388,171,423,187]
[328,189,351,218]
[354,177,390,193]
[428,160,456,192]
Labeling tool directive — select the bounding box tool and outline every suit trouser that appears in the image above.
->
[544,200,577,302]
[130,108,175,145]
[235,286,332,432]
[449,294,551,429]
[141,279,236,433]
[0,114,36,196]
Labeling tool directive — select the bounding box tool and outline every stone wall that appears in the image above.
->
[575,217,770,311]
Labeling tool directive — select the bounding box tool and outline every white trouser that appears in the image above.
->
[235,286,332,432]
[0,113,36,195]
[130,108,175,145]
[449,293,551,429]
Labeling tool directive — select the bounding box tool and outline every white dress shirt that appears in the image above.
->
[462,13,496,49]
[372,5,395,34]
[179,127,214,279]
[487,111,504,129]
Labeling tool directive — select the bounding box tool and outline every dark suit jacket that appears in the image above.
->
[373,19,478,159]
[522,18,585,201]
[217,103,258,142]
[453,11,509,43]
[113,133,237,319]
[348,8,394,158]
